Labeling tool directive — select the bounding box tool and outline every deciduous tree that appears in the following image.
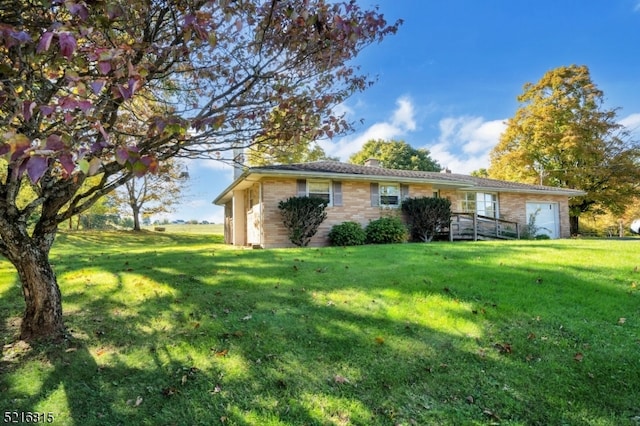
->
[349,139,441,171]
[109,159,189,231]
[0,0,400,341]
[488,65,640,234]
[246,110,336,165]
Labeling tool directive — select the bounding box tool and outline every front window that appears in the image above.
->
[461,192,498,218]
[380,184,400,206]
[308,180,331,204]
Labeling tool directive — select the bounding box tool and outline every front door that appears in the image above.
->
[526,202,559,239]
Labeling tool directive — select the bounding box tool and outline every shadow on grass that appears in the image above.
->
[1,236,639,425]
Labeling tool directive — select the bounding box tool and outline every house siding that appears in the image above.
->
[216,161,583,247]
[441,190,572,238]
[233,176,574,248]
[260,178,436,247]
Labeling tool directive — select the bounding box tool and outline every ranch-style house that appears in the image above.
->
[213,160,585,248]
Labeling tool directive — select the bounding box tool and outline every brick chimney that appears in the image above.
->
[364,158,381,167]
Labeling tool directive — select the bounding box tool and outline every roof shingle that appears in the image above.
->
[250,161,584,194]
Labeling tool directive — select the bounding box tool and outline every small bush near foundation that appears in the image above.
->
[328,221,366,246]
[278,196,328,247]
[365,216,407,244]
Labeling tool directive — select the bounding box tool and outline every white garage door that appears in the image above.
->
[526,202,559,239]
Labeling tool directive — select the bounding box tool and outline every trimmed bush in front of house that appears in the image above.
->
[328,221,367,246]
[365,216,407,244]
[278,196,328,246]
[402,196,452,242]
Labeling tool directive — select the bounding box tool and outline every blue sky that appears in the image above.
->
[168,0,640,224]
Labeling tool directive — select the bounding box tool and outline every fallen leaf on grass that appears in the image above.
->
[213,348,228,357]
[574,352,584,362]
[494,342,512,354]
[374,336,385,345]
[483,409,501,421]
[162,387,178,396]
[333,375,350,384]
[126,396,143,407]
[618,317,626,325]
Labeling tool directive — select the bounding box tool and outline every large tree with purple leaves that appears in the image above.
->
[0,0,400,341]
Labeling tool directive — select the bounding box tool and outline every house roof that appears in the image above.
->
[213,161,586,205]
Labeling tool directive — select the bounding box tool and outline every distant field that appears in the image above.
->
[143,223,224,234]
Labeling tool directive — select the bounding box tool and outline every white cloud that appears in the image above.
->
[391,97,417,131]
[322,96,417,160]
[427,116,506,174]
[186,157,234,172]
[619,113,640,136]
[332,101,355,119]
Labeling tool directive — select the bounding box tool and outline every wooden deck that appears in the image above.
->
[449,213,520,241]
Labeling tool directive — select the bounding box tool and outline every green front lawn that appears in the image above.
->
[1,232,639,425]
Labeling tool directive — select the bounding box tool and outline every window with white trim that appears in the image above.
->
[461,192,498,218]
[379,183,400,207]
[307,180,332,205]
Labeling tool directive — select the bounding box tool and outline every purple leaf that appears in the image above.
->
[0,143,9,156]
[59,96,77,110]
[66,1,89,20]
[95,122,109,143]
[90,140,108,153]
[37,32,54,53]
[22,101,36,121]
[98,61,111,75]
[106,4,124,20]
[58,32,77,60]
[10,30,31,46]
[77,100,92,112]
[90,79,106,94]
[40,105,55,116]
[59,153,75,176]
[45,134,64,151]
[184,14,196,27]
[26,156,49,183]
[117,84,132,100]
[116,78,139,100]
[115,147,129,165]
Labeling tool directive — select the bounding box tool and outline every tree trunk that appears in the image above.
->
[132,205,141,231]
[570,215,579,236]
[3,229,66,342]
[14,244,65,341]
